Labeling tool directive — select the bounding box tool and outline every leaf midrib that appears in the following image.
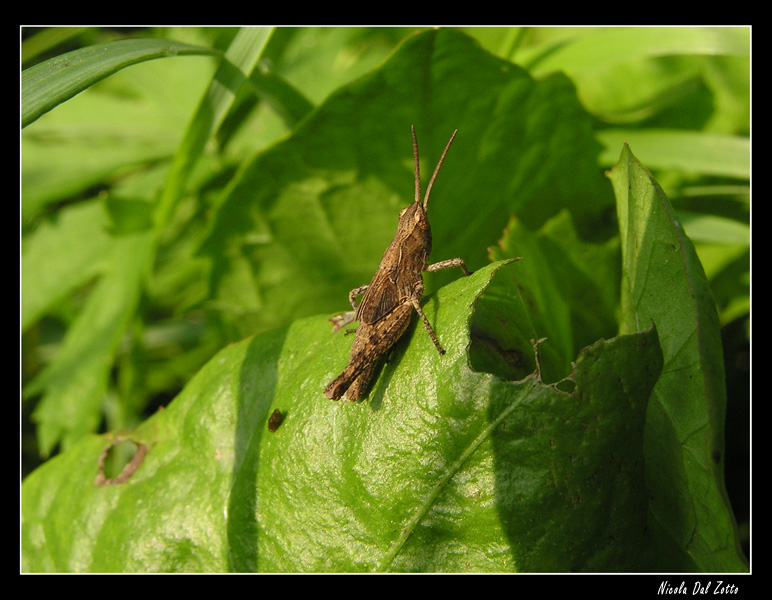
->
[375,374,539,572]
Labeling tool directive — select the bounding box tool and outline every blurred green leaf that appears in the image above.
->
[528,27,749,76]
[21,27,90,65]
[21,42,219,223]
[678,211,750,246]
[153,27,274,233]
[25,230,154,455]
[21,199,112,332]
[513,27,749,127]
[597,129,749,178]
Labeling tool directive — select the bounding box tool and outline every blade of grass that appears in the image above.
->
[21,27,90,65]
[22,37,220,128]
[152,27,274,233]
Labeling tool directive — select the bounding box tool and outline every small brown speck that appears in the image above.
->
[268,409,283,432]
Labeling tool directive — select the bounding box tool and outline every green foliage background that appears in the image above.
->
[21,26,749,572]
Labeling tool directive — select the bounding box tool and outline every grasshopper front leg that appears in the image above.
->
[409,294,445,355]
[416,257,472,354]
[425,257,471,276]
[329,283,370,333]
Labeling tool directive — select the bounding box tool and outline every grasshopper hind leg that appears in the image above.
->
[344,362,377,401]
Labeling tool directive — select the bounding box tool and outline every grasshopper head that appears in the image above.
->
[398,126,457,251]
[397,201,431,244]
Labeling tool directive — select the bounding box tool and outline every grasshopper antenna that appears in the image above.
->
[423,129,457,211]
[411,125,421,204]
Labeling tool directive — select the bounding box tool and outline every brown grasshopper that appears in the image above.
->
[324,126,471,401]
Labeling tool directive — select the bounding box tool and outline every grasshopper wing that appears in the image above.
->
[356,266,401,325]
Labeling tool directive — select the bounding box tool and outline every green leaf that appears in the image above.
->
[516,27,749,126]
[483,210,620,383]
[22,37,220,128]
[677,211,750,246]
[246,64,315,128]
[608,144,747,571]
[22,261,665,572]
[21,199,113,333]
[21,27,90,65]
[25,231,154,456]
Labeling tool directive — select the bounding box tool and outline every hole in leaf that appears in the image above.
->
[556,379,575,393]
[94,438,147,486]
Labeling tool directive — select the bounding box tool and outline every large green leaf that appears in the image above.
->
[22,261,665,572]
[608,144,747,572]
